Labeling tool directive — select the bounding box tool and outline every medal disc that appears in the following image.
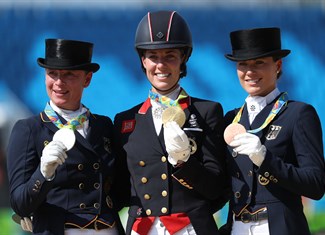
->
[224,123,246,145]
[162,106,186,127]
[53,128,76,151]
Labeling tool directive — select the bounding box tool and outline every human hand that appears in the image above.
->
[40,140,67,180]
[20,217,32,232]
[229,132,266,167]
[164,121,191,165]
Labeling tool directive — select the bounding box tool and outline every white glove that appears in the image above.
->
[40,140,67,180]
[20,217,32,232]
[164,121,191,165]
[229,132,266,167]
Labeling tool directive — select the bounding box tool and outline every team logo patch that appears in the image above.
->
[121,119,136,133]
[266,125,282,140]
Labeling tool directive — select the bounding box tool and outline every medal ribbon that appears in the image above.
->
[232,92,288,133]
[149,89,188,108]
[44,102,90,131]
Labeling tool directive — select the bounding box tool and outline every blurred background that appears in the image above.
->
[1,0,325,234]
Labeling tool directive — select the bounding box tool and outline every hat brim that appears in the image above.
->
[225,49,291,62]
[37,58,100,73]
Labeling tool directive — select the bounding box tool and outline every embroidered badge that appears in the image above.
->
[266,125,282,140]
[189,114,198,128]
[121,119,136,133]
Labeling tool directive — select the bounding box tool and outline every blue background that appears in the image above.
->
[0,2,324,234]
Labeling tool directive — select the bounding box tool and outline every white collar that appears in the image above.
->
[245,88,280,113]
[49,100,86,120]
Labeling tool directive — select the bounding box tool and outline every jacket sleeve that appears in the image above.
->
[259,104,325,200]
[7,118,54,217]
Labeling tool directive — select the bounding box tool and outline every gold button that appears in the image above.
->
[248,171,253,177]
[234,191,241,198]
[161,156,167,162]
[161,174,167,180]
[141,177,148,184]
[273,178,278,183]
[78,164,84,171]
[162,190,168,197]
[139,161,146,167]
[269,175,274,180]
[93,163,100,170]
[94,183,100,189]
[144,194,151,200]
[146,209,151,215]
[161,207,167,214]
[264,172,270,177]
[79,203,86,209]
[94,203,100,209]
[79,183,84,189]
[35,180,41,186]
[248,191,252,197]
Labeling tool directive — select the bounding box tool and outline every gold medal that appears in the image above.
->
[162,106,186,127]
[258,175,270,186]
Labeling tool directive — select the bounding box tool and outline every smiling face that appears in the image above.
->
[236,56,282,97]
[141,48,184,95]
[45,69,92,110]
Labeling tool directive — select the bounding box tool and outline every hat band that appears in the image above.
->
[45,58,91,67]
[232,47,279,58]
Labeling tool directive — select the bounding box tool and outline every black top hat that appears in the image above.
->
[37,39,100,72]
[225,27,290,61]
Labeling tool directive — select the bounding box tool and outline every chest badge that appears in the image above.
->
[266,125,282,140]
[121,119,136,133]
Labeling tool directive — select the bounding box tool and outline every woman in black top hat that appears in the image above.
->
[7,39,125,234]
[221,27,325,235]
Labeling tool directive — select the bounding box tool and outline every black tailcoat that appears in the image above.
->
[7,108,124,235]
[113,96,227,235]
[224,95,325,235]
